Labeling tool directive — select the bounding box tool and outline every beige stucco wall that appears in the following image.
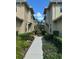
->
[16,18,23,32]
[16,3,36,33]
[50,4,62,34]
[57,19,62,35]
[44,3,62,35]
[16,3,27,33]
[27,10,33,22]
[53,18,62,32]
[16,4,26,20]
[27,10,36,32]
[44,9,51,34]
[52,4,62,21]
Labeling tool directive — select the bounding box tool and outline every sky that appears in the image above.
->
[27,0,50,22]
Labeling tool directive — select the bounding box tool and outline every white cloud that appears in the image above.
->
[34,12,44,22]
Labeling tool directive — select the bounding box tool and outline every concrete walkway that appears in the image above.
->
[23,36,43,59]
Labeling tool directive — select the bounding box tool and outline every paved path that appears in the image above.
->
[23,36,43,59]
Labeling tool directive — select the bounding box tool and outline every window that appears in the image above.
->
[60,7,62,12]
[16,3,20,7]
[16,7,17,12]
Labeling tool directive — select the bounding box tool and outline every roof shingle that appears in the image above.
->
[50,0,62,2]
[16,0,26,2]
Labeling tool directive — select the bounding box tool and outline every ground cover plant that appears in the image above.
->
[16,32,34,59]
[43,34,62,59]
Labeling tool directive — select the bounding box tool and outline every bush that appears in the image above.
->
[27,32,34,35]
[16,37,31,59]
[16,31,18,36]
[44,34,53,41]
[53,31,59,36]
[43,39,62,59]
[16,39,26,59]
[18,33,34,41]
[44,34,62,53]
[16,32,34,59]
[41,30,46,35]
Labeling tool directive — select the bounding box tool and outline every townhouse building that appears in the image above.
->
[44,0,62,36]
[16,0,37,34]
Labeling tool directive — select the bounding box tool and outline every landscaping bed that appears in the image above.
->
[43,34,62,59]
[16,32,34,59]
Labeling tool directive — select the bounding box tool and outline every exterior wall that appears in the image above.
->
[44,10,50,34]
[27,10,33,22]
[52,4,62,35]
[49,3,62,35]
[16,18,23,32]
[44,3,62,35]
[53,18,62,35]
[52,4,62,21]
[49,7,54,34]
[55,4,62,18]
[26,10,36,32]
[16,3,28,33]
[19,21,26,33]
[56,18,62,35]
[16,3,26,20]
[16,2,36,33]
[44,6,54,34]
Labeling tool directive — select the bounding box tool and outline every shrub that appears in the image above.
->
[22,40,30,49]
[16,39,25,59]
[16,31,18,36]
[43,39,62,59]
[16,32,34,59]
[44,34,62,53]
[27,32,34,35]
[16,37,32,59]
[41,30,47,35]
[18,33,34,41]
[44,34,53,41]
[53,31,59,36]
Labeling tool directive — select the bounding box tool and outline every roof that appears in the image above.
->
[16,0,26,2]
[43,8,48,14]
[44,0,62,14]
[29,8,34,14]
[48,0,62,9]
[43,8,46,14]
[50,0,62,5]
[16,0,29,8]
[16,0,34,14]
[50,0,62,3]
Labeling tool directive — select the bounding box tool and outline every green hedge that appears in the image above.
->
[53,31,59,36]
[18,32,34,41]
[43,34,62,53]
[16,32,34,59]
[16,38,31,59]
[43,37,62,59]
